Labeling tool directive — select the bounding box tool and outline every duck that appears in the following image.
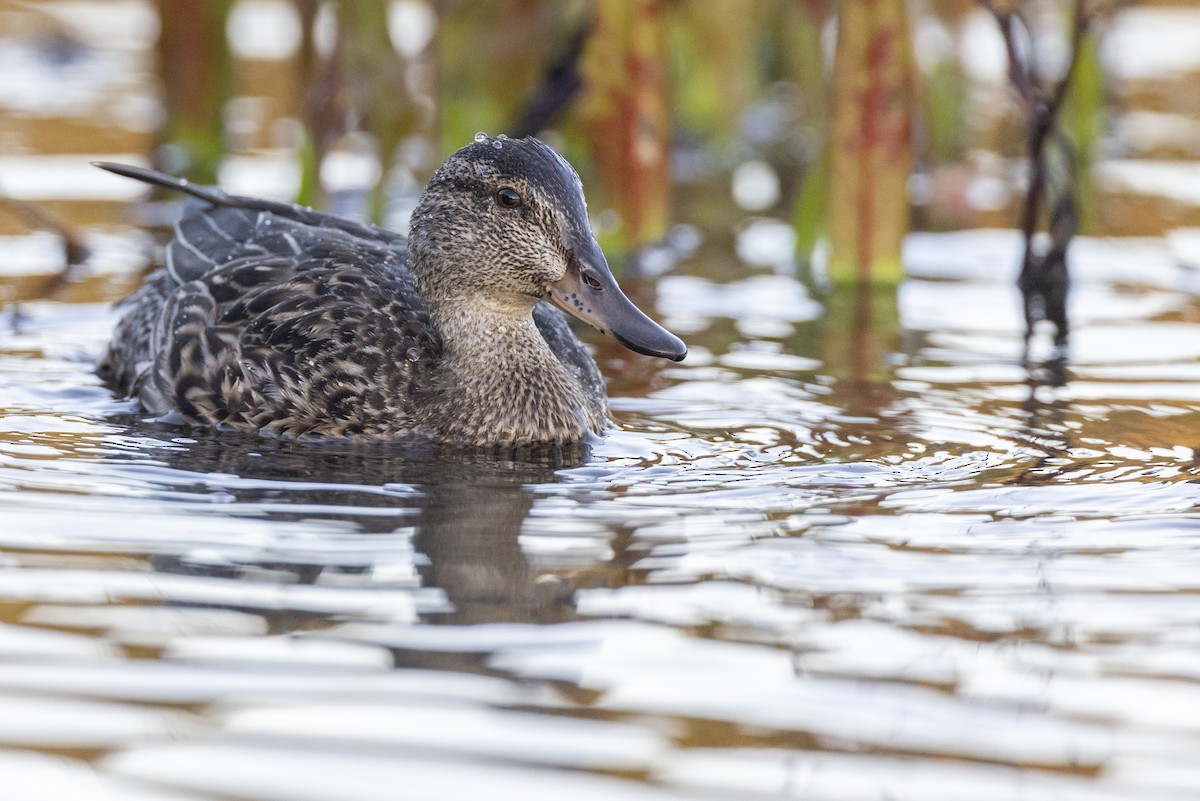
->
[96,134,686,447]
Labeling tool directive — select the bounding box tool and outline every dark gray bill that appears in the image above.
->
[547,240,686,362]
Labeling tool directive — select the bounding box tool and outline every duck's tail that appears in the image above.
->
[92,162,234,207]
[93,161,406,248]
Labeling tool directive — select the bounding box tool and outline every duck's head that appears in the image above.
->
[409,134,686,362]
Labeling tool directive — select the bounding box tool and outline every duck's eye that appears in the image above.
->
[495,187,522,208]
[582,273,602,289]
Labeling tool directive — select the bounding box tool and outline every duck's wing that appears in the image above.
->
[100,164,441,437]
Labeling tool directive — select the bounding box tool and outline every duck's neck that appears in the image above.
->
[423,297,600,446]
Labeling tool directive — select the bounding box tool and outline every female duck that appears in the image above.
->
[98,135,685,446]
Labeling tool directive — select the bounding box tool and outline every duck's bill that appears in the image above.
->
[547,243,686,362]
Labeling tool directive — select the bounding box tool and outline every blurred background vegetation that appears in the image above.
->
[4,0,1200,299]
[155,0,924,272]
[147,0,1111,276]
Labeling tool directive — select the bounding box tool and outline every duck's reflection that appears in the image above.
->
[417,476,579,625]
[130,422,587,627]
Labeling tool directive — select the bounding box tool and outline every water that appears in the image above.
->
[6,0,1200,798]
[3,227,1200,799]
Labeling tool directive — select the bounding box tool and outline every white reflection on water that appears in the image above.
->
[105,743,697,801]
[2,231,1200,799]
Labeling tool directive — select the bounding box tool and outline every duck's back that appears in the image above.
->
[102,184,443,437]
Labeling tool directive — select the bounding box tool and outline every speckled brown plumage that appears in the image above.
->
[98,136,683,447]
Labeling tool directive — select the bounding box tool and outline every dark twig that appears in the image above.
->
[981,0,1099,353]
[0,191,93,330]
[511,19,588,138]
[0,192,91,303]
[0,194,91,270]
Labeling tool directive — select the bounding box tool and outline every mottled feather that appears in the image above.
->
[98,137,618,446]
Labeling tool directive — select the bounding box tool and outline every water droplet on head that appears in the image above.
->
[497,134,509,142]
[405,347,421,363]
[474,132,488,143]
[492,140,502,150]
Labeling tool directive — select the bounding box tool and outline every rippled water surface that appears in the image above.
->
[6,0,1200,798]
[4,228,1200,800]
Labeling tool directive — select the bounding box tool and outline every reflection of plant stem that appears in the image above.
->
[980,0,1103,353]
[1010,360,1072,484]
